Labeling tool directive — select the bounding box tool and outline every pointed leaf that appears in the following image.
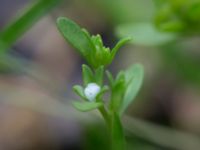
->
[110,72,126,112]
[96,85,109,100]
[73,85,86,100]
[106,70,114,86]
[110,37,131,62]
[82,64,94,86]
[72,101,103,112]
[95,66,104,86]
[120,64,144,115]
[56,17,95,57]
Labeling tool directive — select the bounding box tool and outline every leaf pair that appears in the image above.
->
[107,64,144,116]
[56,17,131,68]
[82,64,104,86]
[72,65,108,112]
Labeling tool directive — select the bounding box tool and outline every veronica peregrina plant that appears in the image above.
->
[57,17,144,150]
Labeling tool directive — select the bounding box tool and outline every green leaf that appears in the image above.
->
[96,85,109,100]
[0,0,62,52]
[73,85,86,100]
[110,37,131,62]
[116,22,178,46]
[95,66,104,86]
[188,2,200,21]
[110,71,126,112]
[106,70,114,86]
[111,112,125,150]
[120,64,144,115]
[56,17,95,58]
[158,20,186,32]
[72,101,103,112]
[82,64,94,86]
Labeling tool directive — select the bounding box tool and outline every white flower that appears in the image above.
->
[84,83,101,101]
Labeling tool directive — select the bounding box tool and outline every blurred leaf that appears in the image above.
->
[96,85,109,100]
[73,85,86,100]
[95,66,104,86]
[124,115,200,150]
[153,0,166,7]
[82,64,94,86]
[111,112,125,150]
[110,71,126,112]
[110,37,131,62]
[57,17,95,58]
[188,2,200,21]
[106,70,114,86]
[161,42,200,87]
[158,20,186,32]
[0,0,62,52]
[87,0,155,24]
[72,101,103,112]
[116,23,178,46]
[120,64,144,115]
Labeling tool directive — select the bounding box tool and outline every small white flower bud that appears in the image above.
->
[84,83,101,101]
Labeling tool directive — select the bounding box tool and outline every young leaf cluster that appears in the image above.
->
[57,17,131,68]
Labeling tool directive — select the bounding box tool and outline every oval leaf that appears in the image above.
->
[120,64,144,115]
[72,101,103,112]
[116,23,178,46]
[56,17,95,57]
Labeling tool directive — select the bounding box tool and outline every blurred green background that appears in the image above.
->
[0,0,200,149]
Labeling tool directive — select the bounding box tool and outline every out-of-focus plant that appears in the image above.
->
[57,17,144,150]
[115,0,200,87]
[154,0,200,33]
[0,0,62,72]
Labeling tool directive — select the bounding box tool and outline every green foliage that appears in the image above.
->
[0,0,62,73]
[116,23,177,46]
[154,0,200,33]
[121,64,144,115]
[57,17,144,149]
[0,0,62,52]
[82,64,95,86]
[73,101,103,112]
[108,71,127,113]
[161,42,200,87]
[111,112,126,150]
[57,17,131,68]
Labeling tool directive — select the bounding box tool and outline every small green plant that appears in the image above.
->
[56,17,144,150]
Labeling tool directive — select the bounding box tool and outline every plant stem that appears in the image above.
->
[99,106,126,150]
[98,105,110,127]
[110,112,126,150]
